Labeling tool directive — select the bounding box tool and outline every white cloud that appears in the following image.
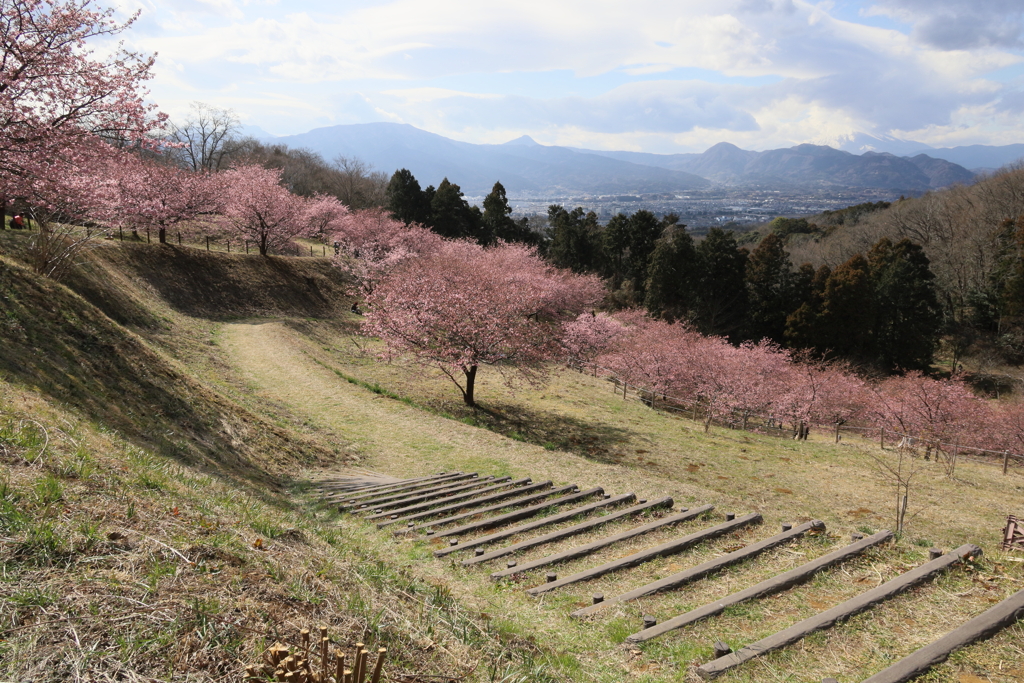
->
[124,0,1024,151]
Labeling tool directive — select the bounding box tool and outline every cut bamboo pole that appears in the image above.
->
[370,648,387,683]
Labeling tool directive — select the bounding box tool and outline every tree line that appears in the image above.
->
[543,206,942,372]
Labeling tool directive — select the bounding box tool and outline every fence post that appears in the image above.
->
[623,381,627,399]
[206,236,210,251]
[146,227,150,243]
[227,240,230,253]
[310,245,314,257]
[835,422,840,444]
[880,426,885,449]
[1004,450,1011,475]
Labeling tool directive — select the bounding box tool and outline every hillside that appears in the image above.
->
[269,122,975,195]
[1,231,1023,682]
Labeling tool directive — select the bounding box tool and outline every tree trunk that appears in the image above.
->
[462,364,478,406]
[260,234,268,256]
[159,227,166,243]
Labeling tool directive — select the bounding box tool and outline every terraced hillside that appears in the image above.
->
[1,231,1022,682]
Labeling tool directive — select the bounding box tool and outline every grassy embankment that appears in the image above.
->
[1,229,1022,682]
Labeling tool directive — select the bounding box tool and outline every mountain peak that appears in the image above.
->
[504,135,540,147]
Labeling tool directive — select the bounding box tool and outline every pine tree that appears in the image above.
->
[744,232,793,342]
[868,237,941,371]
[785,264,831,352]
[385,169,429,225]
[692,228,748,340]
[644,225,697,321]
[817,255,874,359]
[547,205,602,273]
[430,178,483,241]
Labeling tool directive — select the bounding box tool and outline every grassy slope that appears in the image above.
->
[1,230,1022,682]
[0,235,486,682]
[223,318,1024,683]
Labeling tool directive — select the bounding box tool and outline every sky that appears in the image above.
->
[109,0,1024,153]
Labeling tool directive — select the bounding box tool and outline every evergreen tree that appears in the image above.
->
[745,232,793,342]
[868,237,941,371]
[692,228,748,340]
[481,181,538,245]
[603,210,670,302]
[385,169,429,225]
[644,225,697,321]
[785,264,830,352]
[817,255,874,359]
[430,178,483,241]
[547,205,602,273]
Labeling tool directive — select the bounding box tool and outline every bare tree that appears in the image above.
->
[333,155,388,209]
[168,102,240,172]
[869,440,925,536]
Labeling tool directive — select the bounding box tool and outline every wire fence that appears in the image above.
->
[576,362,1024,476]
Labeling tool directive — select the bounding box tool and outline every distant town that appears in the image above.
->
[485,185,901,234]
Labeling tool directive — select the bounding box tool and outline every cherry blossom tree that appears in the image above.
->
[776,355,866,440]
[866,372,985,473]
[22,143,121,278]
[304,194,349,243]
[725,341,793,431]
[0,0,163,201]
[220,165,308,256]
[332,207,442,291]
[363,240,603,406]
[561,311,625,370]
[112,155,222,243]
[597,314,707,403]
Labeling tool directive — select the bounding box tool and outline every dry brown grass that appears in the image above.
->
[2,233,1023,682]
[220,317,1024,682]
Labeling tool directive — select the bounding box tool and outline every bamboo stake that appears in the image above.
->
[370,648,387,683]
[353,644,364,683]
[320,635,329,682]
[335,652,345,683]
[357,649,368,683]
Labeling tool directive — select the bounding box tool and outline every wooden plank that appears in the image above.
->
[696,543,982,680]
[330,471,464,500]
[860,586,1024,683]
[525,512,761,596]
[409,489,598,536]
[376,480,554,529]
[626,529,894,643]
[573,520,825,618]
[336,473,473,506]
[363,477,519,520]
[457,496,671,564]
[346,476,498,511]
[338,473,478,509]
[423,489,606,540]
[437,492,636,559]
[490,504,713,580]
[352,475,499,511]
[320,472,446,496]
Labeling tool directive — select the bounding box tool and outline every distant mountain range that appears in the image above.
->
[251,122,1022,197]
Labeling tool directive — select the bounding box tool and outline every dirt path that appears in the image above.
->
[218,320,712,503]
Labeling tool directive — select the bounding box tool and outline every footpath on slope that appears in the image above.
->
[218,320,715,506]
